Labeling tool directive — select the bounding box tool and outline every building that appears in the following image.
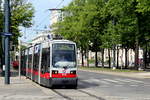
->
[31,31,51,44]
[50,9,63,26]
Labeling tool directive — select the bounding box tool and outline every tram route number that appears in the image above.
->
[62,69,67,76]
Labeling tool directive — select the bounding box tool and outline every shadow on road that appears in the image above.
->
[46,78,100,89]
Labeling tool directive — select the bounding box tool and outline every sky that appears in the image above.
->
[20,0,72,42]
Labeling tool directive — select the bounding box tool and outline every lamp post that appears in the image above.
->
[4,0,11,84]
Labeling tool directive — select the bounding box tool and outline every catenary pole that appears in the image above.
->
[4,0,11,84]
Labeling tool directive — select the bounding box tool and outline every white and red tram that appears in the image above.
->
[21,40,78,88]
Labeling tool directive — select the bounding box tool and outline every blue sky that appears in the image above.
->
[20,0,72,42]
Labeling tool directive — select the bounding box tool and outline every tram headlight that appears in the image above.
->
[52,70,58,74]
[70,70,76,74]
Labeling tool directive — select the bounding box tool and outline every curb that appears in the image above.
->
[79,69,150,79]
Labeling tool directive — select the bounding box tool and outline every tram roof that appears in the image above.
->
[50,39,75,44]
[26,39,76,48]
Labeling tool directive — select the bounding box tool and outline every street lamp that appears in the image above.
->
[4,0,11,84]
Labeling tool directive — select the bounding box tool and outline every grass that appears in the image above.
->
[79,66,144,73]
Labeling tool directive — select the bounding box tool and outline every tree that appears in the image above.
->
[10,0,34,45]
[52,0,150,69]
[0,0,34,68]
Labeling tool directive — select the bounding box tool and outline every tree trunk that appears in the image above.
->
[125,48,128,69]
[95,51,98,67]
[0,55,2,69]
[121,48,124,69]
[143,47,147,69]
[148,51,150,65]
[102,48,104,67]
[86,49,89,67]
[113,45,116,69]
[81,50,84,67]
[116,46,119,69]
[108,49,111,68]
[135,12,140,70]
[135,44,139,70]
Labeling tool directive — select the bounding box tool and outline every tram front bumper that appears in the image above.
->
[51,78,78,86]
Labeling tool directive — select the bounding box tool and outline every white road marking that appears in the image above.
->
[103,79,120,83]
[99,80,111,84]
[130,85,138,87]
[90,79,101,82]
[115,78,132,83]
[124,79,143,83]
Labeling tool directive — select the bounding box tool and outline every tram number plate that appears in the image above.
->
[62,70,67,76]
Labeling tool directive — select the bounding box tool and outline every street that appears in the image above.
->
[49,70,150,100]
[1,70,150,100]
[77,70,150,100]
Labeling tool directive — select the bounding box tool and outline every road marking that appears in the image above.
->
[115,78,132,83]
[124,79,143,83]
[90,79,100,82]
[130,85,138,87]
[99,80,110,84]
[103,79,120,83]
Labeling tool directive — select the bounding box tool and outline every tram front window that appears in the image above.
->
[52,44,76,68]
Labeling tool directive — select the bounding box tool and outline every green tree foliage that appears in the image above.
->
[10,0,34,45]
[52,0,150,69]
[0,0,34,46]
[0,0,34,67]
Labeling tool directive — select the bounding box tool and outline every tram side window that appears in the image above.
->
[21,51,24,69]
[21,51,25,70]
[33,51,40,71]
[41,48,50,73]
[24,55,27,67]
[28,54,32,69]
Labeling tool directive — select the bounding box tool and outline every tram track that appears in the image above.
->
[77,89,105,100]
[52,89,72,100]
[52,88,106,100]
[30,78,106,100]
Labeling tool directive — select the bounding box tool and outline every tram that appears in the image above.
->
[21,40,78,88]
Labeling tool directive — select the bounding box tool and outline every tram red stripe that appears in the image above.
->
[25,69,77,79]
[40,73,50,79]
[52,73,77,78]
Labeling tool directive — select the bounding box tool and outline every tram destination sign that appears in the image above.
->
[53,44,75,51]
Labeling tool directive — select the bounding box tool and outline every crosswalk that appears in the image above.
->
[80,78,149,87]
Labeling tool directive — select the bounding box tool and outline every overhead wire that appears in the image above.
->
[24,0,65,40]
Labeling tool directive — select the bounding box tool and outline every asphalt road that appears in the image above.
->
[1,70,150,100]
[51,70,150,100]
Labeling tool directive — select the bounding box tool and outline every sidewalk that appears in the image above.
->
[0,76,62,100]
[79,69,150,79]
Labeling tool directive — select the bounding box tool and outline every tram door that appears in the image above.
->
[21,50,25,74]
[33,44,41,82]
[28,47,33,79]
[40,43,50,85]
[25,49,29,77]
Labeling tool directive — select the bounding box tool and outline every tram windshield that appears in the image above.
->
[52,43,76,68]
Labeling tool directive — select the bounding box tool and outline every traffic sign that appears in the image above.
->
[0,32,12,36]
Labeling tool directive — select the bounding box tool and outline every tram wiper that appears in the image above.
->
[63,66,68,69]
